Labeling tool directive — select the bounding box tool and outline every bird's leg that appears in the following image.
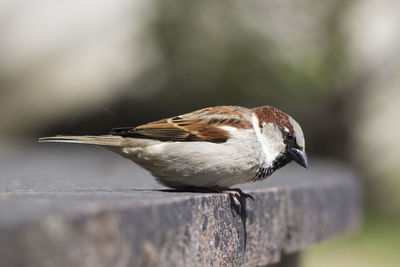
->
[226,190,241,206]
[228,188,254,201]
[173,186,254,205]
[206,186,254,206]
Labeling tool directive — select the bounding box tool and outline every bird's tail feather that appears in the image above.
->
[38,135,124,147]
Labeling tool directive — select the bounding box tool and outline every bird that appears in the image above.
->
[39,105,307,193]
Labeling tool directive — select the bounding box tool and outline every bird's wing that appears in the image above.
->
[110,106,253,143]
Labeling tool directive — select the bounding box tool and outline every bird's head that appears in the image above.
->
[252,106,308,170]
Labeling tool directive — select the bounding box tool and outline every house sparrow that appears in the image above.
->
[39,105,307,190]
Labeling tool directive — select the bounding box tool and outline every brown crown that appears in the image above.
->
[252,106,293,133]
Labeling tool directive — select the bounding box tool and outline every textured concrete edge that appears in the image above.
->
[0,177,362,267]
[282,176,362,254]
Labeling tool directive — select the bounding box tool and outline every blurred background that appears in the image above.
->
[1,0,399,266]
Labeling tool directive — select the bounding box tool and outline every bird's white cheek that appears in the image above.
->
[288,116,305,149]
[252,114,285,166]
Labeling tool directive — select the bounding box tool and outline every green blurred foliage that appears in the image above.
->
[303,213,400,267]
[146,0,349,106]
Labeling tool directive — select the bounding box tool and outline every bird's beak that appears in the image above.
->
[289,148,308,169]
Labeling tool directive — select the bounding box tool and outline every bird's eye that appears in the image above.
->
[285,131,295,141]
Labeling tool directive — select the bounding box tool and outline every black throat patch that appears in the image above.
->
[252,152,292,182]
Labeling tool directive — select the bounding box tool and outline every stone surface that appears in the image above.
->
[0,144,362,267]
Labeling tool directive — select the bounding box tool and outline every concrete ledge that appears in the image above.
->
[0,146,362,267]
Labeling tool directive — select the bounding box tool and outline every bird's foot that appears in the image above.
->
[206,187,254,207]
[227,188,254,201]
[169,186,254,205]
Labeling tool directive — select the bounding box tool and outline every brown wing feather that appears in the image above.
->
[110,106,252,143]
